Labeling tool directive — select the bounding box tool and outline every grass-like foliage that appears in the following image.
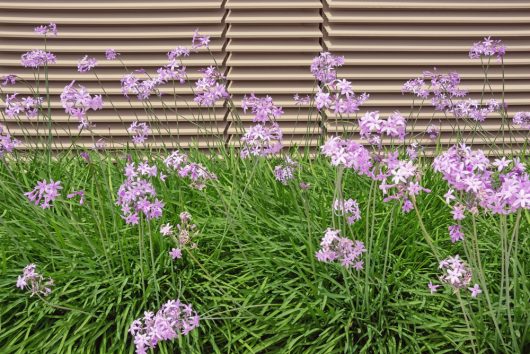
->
[0,24,529,354]
[0,147,528,353]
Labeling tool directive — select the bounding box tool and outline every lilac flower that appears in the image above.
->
[241,94,283,123]
[469,37,506,61]
[164,150,217,190]
[274,156,298,185]
[426,124,440,140]
[16,264,54,297]
[169,248,182,260]
[21,50,56,68]
[428,281,440,294]
[105,49,119,60]
[67,190,85,205]
[191,29,210,49]
[160,223,173,236]
[513,112,530,129]
[359,111,406,145]
[1,74,16,87]
[452,99,500,122]
[299,182,311,190]
[129,299,200,354]
[60,81,103,130]
[77,55,97,72]
[80,152,90,162]
[128,122,150,144]
[320,137,373,176]
[403,69,466,112]
[433,144,530,214]
[121,71,157,100]
[0,124,20,157]
[167,46,190,60]
[448,224,464,243]
[92,138,106,151]
[438,255,472,290]
[333,198,361,225]
[315,87,369,114]
[116,162,164,224]
[310,52,345,84]
[240,122,283,159]
[316,228,366,268]
[492,157,511,172]
[34,23,57,36]
[5,94,43,119]
[193,66,228,107]
[468,283,482,298]
[293,94,310,106]
[25,180,62,209]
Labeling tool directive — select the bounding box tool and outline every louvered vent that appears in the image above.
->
[323,0,530,155]
[0,0,228,150]
[225,0,323,150]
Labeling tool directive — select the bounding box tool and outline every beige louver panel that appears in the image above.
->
[225,0,323,150]
[0,0,228,150]
[323,0,530,155]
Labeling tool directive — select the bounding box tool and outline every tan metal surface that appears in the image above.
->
[0,0,528,153]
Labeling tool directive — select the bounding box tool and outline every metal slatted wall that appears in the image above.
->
[0,0,529,153]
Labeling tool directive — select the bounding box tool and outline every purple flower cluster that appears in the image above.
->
[320,137,372,176]
[77,55,97,73]
[315,84,369,115]
[164,150,217,190]
[60,81,103,130]
[403,69,502,121]
[310,52,345,84]
[293,94,310,106]
[5,94,43,119]
[316,228,366,269]
[452,98,500,122]
[105,48,119,60]
[21,50,56,68]
[469,37,506,61]
[193,66,228,107]
[121,63,186,101]
[129,299,200,354]
[241,94,284,123]
[16,264,54,297]
[359,111,406,146]
[433,144,530,214]
[34,23,57,36]
[240,123,283,159]
[426,124,440,140]
[0,124,20,157]
[437,255,472,290]
[67,190,85,205]
[448,224,464,243]
[1,74,16,87]
[274,156,298,185]
[161,211,198,254]
[191,29,210,50]
[127,122,150,144]
[116,162,164,224]
[379,156,431,213]
[25,179,62,209]
[333,198,361,225]
[513,111,530,129]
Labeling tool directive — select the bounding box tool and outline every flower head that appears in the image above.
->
[25,179,62,209]
[105,48,120,60]
[17,264,54,297]
[129,300,199,354]
[34,23,57,36]
[469,37,505,61]
[21,50,56,68]
[77,55,97,72]
[316,228,366,268]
